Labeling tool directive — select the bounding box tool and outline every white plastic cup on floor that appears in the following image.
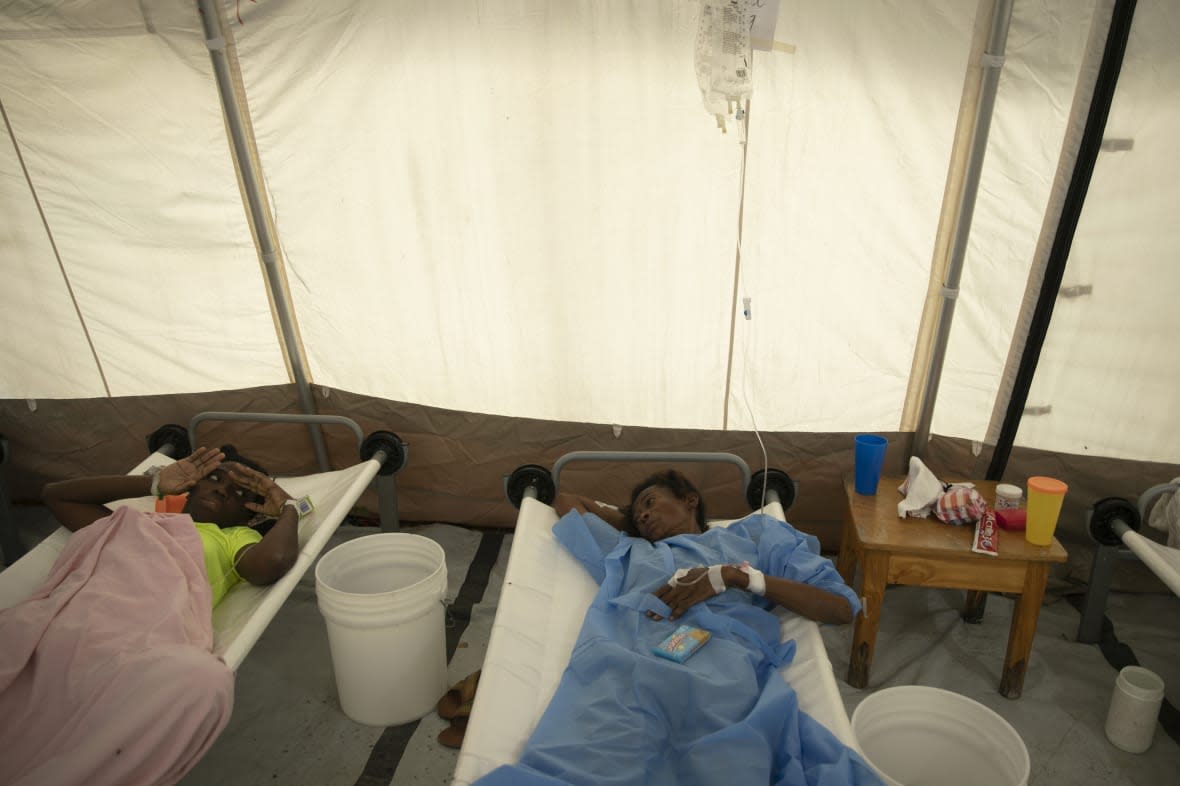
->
[315,533,448,726]
[1105,666,1165,753]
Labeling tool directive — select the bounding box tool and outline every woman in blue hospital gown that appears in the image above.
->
[474,470,885,786]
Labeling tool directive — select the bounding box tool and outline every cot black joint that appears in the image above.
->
[1088,496,1139,546]
[147,424,192,458]
[361,431,407,476]
[747,468,796,513]
[506,464,555,508]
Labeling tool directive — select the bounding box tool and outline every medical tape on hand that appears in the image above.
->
[706,564,726,595]
[668,566,727,595]
[739,561,766,596]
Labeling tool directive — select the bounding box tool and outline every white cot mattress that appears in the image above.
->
[451,497,855,785]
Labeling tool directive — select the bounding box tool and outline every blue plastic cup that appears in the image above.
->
[854,434,888,495]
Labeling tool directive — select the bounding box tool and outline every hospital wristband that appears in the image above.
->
[147,467,164,499]
[282,495,315,519]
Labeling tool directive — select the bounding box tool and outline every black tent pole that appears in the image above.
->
[986,0,1137,481]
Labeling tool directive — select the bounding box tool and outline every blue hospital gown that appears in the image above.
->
[473,511,885,786]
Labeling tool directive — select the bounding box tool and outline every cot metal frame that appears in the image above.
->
[504,450,798,514]
[0,414,407,565]
[185,412,407,531]
[1076,482,1178,643]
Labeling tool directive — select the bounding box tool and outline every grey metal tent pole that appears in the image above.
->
[912,0,1014,457]
[196,0,329,472]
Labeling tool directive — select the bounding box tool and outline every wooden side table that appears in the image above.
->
[836,476,1068,698]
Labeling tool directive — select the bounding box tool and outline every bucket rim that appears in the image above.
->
[316,533,446,600]
[852,685,1030,782]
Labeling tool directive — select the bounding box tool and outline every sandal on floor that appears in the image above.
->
[436,670,481,720]
[437,715,468,749]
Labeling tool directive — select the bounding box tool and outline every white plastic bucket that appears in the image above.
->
[851,686,1029,786]
[315,533,448,726]
[1105,666,1165,753]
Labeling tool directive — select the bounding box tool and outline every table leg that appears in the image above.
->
[962,590,989,623]
[999,563,1049,699]
[847,551,887,689]
[836,517,858,586]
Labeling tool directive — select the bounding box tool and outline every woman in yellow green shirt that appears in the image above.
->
[43,445,301,607]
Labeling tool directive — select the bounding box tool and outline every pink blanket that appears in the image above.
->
[0,507,233,786]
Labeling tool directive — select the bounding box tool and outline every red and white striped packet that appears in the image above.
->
[934,486,987,526]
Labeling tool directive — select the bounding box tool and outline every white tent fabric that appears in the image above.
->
[1,0,1178,469]
[1015,0,1180,463]
[937,1,1096,444]
[236,0,742,429]
[0,6,286,397]
[737,2,977,433]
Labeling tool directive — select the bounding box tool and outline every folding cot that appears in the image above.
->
[0,411,407,670]
[452,451,861,785]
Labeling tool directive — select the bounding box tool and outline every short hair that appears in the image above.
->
[219,444,268,478]
[623,469,707,533]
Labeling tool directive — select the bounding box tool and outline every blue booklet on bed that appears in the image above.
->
[652,625,711,663]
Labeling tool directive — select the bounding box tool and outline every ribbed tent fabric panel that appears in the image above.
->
[930,0,1097,445]
[1017,0,1180,463]
[0,115,107,398]
[231,0,742,429]
[0,18,287,397]
[733,0,976,433]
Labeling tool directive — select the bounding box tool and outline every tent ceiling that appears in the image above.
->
[1,0,1177,465]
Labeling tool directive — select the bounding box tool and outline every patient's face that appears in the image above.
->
[633,485,699,541]
[184,463,255,528]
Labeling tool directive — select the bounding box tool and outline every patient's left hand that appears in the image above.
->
[648,567,719,621]
[228,463,291,518]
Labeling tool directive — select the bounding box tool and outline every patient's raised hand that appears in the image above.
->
[228,463,291,518]
[158,446,225,495]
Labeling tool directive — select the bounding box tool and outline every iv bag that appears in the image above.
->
[694,0,753,133]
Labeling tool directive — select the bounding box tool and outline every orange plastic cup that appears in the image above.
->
[1025,477,1068,546]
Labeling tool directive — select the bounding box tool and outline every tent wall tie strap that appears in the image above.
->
[981,53,1006,69]
[940,285,960,300]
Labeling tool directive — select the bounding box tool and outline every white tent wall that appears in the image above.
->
[735,2,975,433]
[1014,0,1180,463]
[934,0,1098,443]
[0,5,287,397]
[234,0,741,428]
[1,1,1178,572]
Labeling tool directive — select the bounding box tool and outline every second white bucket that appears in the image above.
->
[851,686,1029,786]
[316,533,448,726]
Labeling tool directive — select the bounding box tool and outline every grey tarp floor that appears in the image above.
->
[4,509,1179,785]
